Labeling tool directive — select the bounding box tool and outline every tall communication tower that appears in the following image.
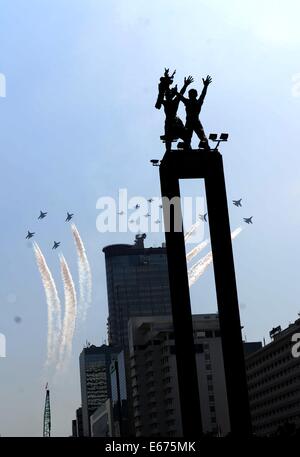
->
[43,383,51,437]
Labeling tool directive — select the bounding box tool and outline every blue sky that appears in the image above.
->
[1,0,300,436]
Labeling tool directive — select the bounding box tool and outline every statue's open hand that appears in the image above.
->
[202,75,212,86]
[184,75,194,85]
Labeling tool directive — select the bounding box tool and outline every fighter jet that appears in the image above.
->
[52,241,60,249]
[244,217,253,224]
[38,211,47,220]
[135,204,140,209]
[147,198,153,203]
[199,213,208,222]
[26,231,35,239]
[65,212,74,222]
[233,199,242,207]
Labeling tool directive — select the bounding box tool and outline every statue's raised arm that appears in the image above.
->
[181,74,212,149]
[198,75,212,106]
[155,68,176,109]
[155,70,212,151]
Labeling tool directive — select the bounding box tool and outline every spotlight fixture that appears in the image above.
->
[208,133,229,151]
[150,159,160,167]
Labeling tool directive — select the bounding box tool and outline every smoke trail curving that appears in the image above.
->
[188,227,243,286]
[57,255,77,371]
[71,224,92,321]
[33,242,61,365]
[189,251,213,286]
[184,219,202,242]
[230,226,243,242]
[186,239,210,263]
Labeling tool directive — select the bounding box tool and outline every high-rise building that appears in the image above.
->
[72,419,77,437]
[102,234,173,437]
[79,344,121,436]
[128,314,231,437]
[103,234,172,348]
[75,407,83,437]
[246,317,300,436]
[110,350,129,436]
[90,399,114,437]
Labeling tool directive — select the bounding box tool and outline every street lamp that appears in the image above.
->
[209,133,229,151]
[150,159,161,167]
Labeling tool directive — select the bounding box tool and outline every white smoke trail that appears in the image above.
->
[189,251,213,286]
[33,242,61,365]
[184,218,202,241]
[186,239,210,263]
[230,226,243,242]
[57,255,77,371]
[188,227,243,286]
[71,224,92,321]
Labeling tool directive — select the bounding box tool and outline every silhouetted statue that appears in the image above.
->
[155,68,176,110]
[177,75,212,149]
[160,76,193,152]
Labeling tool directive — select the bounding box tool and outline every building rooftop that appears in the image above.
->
[102,234,166,257]
[245,317,300,361]
[80,344,121,356]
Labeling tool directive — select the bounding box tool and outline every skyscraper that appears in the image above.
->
[79,344,121,436]
[103,234,172,348]
[128,314,231,437]
[110,350,129,436]
[103,234,173,436]
[246,317,300,436]
[76,407,83,437]
[71,407,84,437]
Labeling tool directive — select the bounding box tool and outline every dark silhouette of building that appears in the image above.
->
[75,407,84,437]
[246,317,300,436]
[72,419,77,437]
[128,314,231,437]
[103,234,174,436]
[79,344,120,436]
[244,342,263,357]
[110,351,129,436]
[103,234,172,348]
[90,399,114,437]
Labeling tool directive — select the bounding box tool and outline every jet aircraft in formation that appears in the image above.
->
[233,199,242,207]
[232,199,254,224]
[26,231,35,239]
[65,212,74,222]
[38,211,47,220]
[26,210,74,247]
[199,213,207,222]
[52,241,61,250]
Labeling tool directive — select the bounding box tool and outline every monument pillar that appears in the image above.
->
[160,149,252,437]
